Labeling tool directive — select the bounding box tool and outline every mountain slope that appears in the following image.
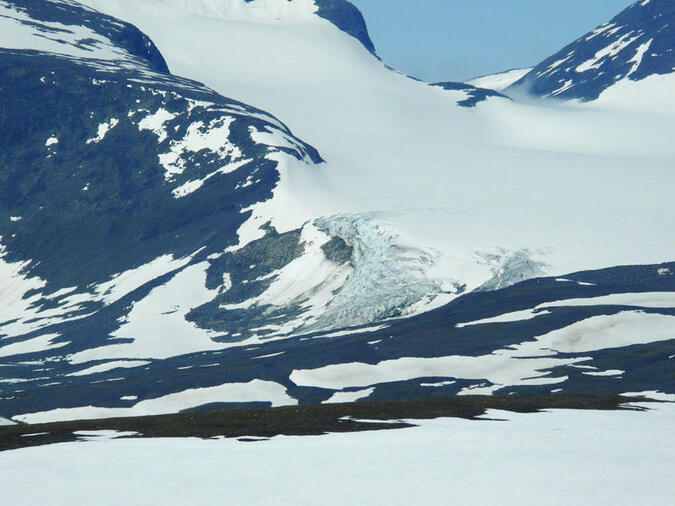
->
[0,1,344,392]
[1,0,674,422]
[79,0,675,300]
[509,0,674,102]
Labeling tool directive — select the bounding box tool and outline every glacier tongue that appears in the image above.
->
[221,214,457,337]
[309,214,449,330]
[200,214,557,338]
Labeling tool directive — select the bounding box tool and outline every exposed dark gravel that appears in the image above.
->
[0,394,655,452]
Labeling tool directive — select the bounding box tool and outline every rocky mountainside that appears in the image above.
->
[0,0,674,423]
[508,0,674,100]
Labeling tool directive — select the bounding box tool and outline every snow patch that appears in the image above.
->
[68,360,151,377]
[14,380,296,423]
[138,108,177,143]
[576,32,642,73]
[325,387,375,404]
[172,158,250,198]
[582,369,624,377]
[623,390,675,402]
[86,118,119,144]
[467,68,532,91]
[74,430,139,441]
[0,333,67,358]
[291,311,675,391]
[457,309,551,327]
[420,380,456,388]
[157,117,240,181]
[70,262,224,363]
[626,38,653,77]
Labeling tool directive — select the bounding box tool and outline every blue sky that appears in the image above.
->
[349,0,636,82]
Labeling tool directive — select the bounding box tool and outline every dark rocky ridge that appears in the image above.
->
[315,0,376,55]
[509,0,674,100]
[431,81,511,107]
[0,394,650,452]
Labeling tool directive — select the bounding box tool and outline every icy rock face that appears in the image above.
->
[510,0,674,100]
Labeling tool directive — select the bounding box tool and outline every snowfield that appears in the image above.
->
[1,403,674,506]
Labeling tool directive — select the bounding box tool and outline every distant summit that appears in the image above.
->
[313,0,376,54]
[509,0,674,100]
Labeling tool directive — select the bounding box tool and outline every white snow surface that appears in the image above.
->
[467,68,532,91]
[79,0,675,310]
[86,118,119,144]
[324,387,375,404]
[13,380,296,423]
[623,390,675,402]
[457,309,552,327]
[594,73,675,113]
[68,360,151,377]
[73,430,139,441]
[0,333,67,358]
[0,416,15,425]
[2,405,674,505]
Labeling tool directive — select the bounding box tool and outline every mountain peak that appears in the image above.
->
[313,0,376,54]
[509,0,674,100]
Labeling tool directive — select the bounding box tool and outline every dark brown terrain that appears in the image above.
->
[0,394,656,453]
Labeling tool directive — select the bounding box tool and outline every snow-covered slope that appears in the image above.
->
[466,67,532,91]
[509,0,674,103]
